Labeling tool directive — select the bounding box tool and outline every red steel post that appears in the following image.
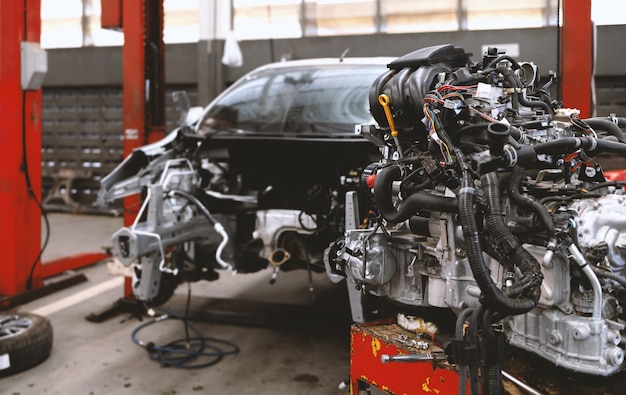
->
[101,0,123,29]
[561,0,593,117]
[120,0,165,298]
[121,0,165,227]
[0,0,43,295]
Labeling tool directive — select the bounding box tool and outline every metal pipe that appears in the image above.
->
[568,243,602,321]
[380,353,447,363]
[501,370,544,395]
[168,189,235,272]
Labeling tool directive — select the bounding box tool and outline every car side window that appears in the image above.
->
[202,64,385,136]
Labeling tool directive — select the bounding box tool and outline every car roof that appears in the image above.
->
[247,56,397,72]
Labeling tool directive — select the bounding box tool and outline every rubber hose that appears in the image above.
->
[517,90,553,115]
[455,308,475,395]
[592,266,626,288]
[169,189,219,225]
[484,363,503,395]
[507,166,555,234]
[373,165,458,223]
[497,65,552,115]
[614,116,626,128]
[486,55,521,70]
[480,310,504,395]
[533,136,626,156]
[583,118,626,143]
[466,307,484,395]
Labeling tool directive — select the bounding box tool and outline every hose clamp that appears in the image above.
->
[573,137,582,148]
[503,145,518,167]
[587,136,598,152]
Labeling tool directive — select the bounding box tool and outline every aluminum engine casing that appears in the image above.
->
[339,192,626,376]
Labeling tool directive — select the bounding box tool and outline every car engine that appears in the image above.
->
[326,44,626,377]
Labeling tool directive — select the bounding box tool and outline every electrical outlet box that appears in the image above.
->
[21,42,48,91]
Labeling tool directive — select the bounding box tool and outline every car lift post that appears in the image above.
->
[86,0,166,320]
[0,0,108,310]
[0,0,44,298]
[560,0,593,118]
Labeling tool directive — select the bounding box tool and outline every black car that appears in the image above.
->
[98,56,394,304]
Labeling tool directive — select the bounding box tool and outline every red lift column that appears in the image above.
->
[121,0,166,224]
[561,0,593,118]
[122,0,166,298]
[102,0,166,300]
[0,0,44,296]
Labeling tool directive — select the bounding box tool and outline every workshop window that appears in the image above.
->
[464,0,558,30]
[41,0,84,48]
[233,0,303,40]
[592,0,626,25]
[305,0,378,36]
[163,0,200,43]
[41,0,201,48]
[41,0,626,49]
[384,0,458,33]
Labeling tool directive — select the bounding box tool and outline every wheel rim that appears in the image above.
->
[0,315,34,339]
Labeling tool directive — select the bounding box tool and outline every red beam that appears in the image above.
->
[561,0,593,117]
[101,0,123,29]
[0,0,43,295]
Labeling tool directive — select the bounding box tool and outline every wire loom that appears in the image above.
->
[130,285,239,369]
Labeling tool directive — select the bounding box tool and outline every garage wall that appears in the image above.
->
[41,26,626,210]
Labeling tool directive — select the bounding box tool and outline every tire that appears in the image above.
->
[0,312,53,377]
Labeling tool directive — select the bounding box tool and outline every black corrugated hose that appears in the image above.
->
[482,172,543,304]
[458,168,538,316]
[480,309,505,395]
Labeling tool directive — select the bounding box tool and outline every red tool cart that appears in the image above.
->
[350,320,467,394]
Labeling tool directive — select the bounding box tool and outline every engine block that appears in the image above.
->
[328,44,626,376]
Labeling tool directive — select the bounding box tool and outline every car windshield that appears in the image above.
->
[198,62,387,137]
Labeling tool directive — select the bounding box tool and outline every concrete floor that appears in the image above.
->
[3,213,357,395]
